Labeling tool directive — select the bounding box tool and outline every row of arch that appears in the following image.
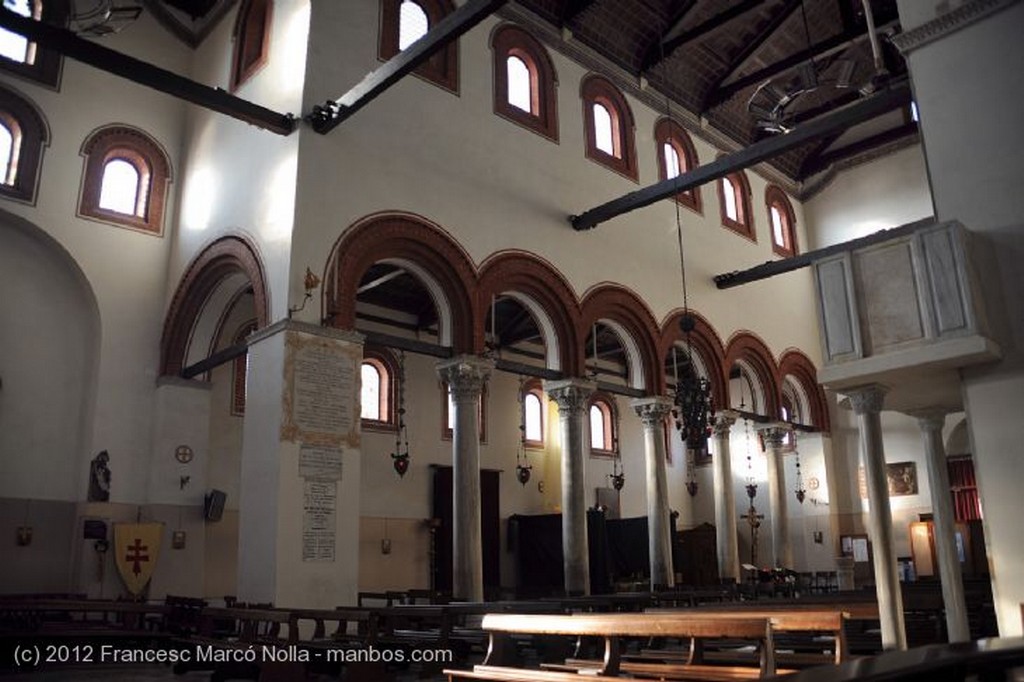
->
[160,213,828,432]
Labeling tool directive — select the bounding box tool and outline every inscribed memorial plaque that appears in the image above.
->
[299,445,344,480]
[281,333,360,446]
[302,479,336,562]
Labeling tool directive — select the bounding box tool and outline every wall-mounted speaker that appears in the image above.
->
[204,489,226,522]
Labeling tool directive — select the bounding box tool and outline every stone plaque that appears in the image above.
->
[299,444,344,481]
[302,479,336,562]
[282,333,360,446]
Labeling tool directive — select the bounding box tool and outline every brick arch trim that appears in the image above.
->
[580,284,662,393]
[723,331,781,417]
[477,250,581,372]
[659,308,728,411]
[160,234,270,376]
[324,212,477,353]
[778,349,830,433]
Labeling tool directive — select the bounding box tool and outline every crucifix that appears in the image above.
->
[745,504,764,568]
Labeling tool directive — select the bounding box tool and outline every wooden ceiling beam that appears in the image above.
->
[799,120,918,178]
[701,0,802,112]
[641,0,767,72]
[561,0,599,25]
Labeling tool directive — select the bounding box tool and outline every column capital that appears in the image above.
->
[843,384,889,415]
[713,411,737,436]
[757,423,791,449]
[631,396,673,426]
[436,355,494,401]
[544,379,596,416]
[904,408,949,433]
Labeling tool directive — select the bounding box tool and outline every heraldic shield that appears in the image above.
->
[114,523,163,596]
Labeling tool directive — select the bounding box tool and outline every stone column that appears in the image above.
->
[712,412,741,582]
[632,396,675,590]
[545,379,595,596]
[912,410,970,642]
[436,355,493,602]
[846,385,906,650]
[760,425,793,569]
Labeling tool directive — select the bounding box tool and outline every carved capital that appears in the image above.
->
[758,425,790,450]
[631,396,673,428]
[907,408,948,434]
[713,411,737,436]
[436,355,494,402]
[844,385,889,415]
[544,379,596,417]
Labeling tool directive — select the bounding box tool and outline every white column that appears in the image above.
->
[545,379,595,596]
[436,355,493,602]
[760,425,793,569]
[712,412,741,582]
[632,396,675,590]
[846,385,906,650]
[912,409,970,642]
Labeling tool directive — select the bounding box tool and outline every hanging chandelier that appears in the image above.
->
[609,457,625,492]
[515,378,532,486]
[793,431,806,504]
[391,351,410,477]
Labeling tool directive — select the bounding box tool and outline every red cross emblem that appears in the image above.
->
[125,538,149,576]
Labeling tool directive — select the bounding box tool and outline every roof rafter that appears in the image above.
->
[561,0,599,26]
[800,120,919,178]
[701,0,803,113]
[641,0,767,72]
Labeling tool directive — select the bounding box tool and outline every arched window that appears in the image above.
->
[521,378,545,447]
[718,169,754,240]
[654,118,701,212]
[766,185,798,257]
[491,25,558,141]
[0,0,67,87]
[379,0,458,93]
[0,84,48,203]
[231,320,257,416]
[588,393,618,456]
[442,382,486,442]
[230,0,272,91]
[361,348,398,429]
[78,125,172,235]
[581,75,637,181]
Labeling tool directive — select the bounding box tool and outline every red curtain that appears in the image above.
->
[948,458,981,521]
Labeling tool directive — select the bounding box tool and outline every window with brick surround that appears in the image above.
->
[0,83,48,204]
[520,378,545,448]
[718,169,754,240]
[491,24,558,142]
[766,184,798,257]
[230,0,272,91]
[654,118,701,212]
[361,347,398,430]
[0,0,67,89]
[589,392,619,456]
[78,125,172,236]
[379,0,458,93]
[581,74,637,181]
[231,320,257,416]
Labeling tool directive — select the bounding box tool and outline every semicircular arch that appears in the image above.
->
[778,348,830,432]
[724,331,780,417]
[659,308,728,411]
[580,284,661,392]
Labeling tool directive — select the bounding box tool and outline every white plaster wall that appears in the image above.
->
[803,146,934,249]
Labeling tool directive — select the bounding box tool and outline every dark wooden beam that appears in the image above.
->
[642,0,767,72]
[308,0,506,133]
[181,342,248,379]
[712,216,935,289]
[359,330,454,359]
[561,0,598,25]
[0,8,295,135]
[701,0,802,112]
[706,19,899,108]
[797,132,844,177]
[570,82,910,231]
[800,121,918,177]
[640,0,696,71]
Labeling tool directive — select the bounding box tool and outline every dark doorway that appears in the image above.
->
[431,466,500,598]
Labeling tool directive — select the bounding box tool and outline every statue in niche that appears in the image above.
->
[88,451,111,502]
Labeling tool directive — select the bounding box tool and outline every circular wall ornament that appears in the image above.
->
[808,476,820,491]
[175,445,194,464]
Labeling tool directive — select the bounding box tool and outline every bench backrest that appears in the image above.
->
[481,612,771,640]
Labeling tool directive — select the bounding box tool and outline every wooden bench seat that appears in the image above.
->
[444,612,777,681]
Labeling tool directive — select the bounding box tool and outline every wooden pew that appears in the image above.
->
[0,598,171,638]
[444,612,777,681]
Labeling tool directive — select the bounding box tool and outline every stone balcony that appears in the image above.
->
[813,220,1001,411]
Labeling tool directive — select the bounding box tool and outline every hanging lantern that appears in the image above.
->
[793,432,806,504]
[609,456,625,491]
[515,377,533,486]
[672,344,714,456]
[391,351,411,478]
[685,447,698,497]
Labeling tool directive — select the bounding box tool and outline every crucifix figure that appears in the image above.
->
[745,504,764,568]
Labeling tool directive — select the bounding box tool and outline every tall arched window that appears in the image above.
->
[361,362,382,420]
[521,378,545,448]
[361,348,398,429]
[654,118,701,212]
[718,169,754,240]
[0,84,48,203]
[0,0,66,87]
[581,75,637,181]
[379,0,458,93]
[491,25,558,141]
[78,125,172,235]
[231,320,257,416]
[230,0,272,91]
[766,185,798,257]
[588,393,618,456]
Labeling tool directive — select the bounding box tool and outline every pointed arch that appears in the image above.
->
[580,284,661,392]
[477,251,581,372]
[723,331,780,417]
[778,348,830,433]
[160,235,270,376]
[324,212,477,352]
[659,308,728,411]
